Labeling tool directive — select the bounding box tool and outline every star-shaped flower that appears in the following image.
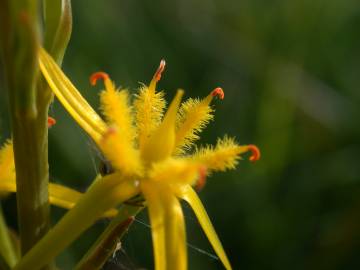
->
[31,48,260,270]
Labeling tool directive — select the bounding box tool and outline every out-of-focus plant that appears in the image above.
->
[0,1,260,269]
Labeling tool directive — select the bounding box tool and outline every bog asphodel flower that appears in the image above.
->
[38,47,260,270]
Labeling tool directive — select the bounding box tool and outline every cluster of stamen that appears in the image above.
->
[87,60,260,193]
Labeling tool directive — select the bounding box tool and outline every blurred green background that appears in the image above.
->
[1,0,360,269]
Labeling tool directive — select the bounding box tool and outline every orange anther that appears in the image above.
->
[196,166,207,191]
[247,145,260,162]
[101,127,117,141]
[153,59,166,82]
[47,117,56,128]
[90,72,109,86]
[211,87,224,100]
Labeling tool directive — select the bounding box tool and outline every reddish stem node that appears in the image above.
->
[90,72,109,86]
[247,145,260,162]
[211,87,224,100]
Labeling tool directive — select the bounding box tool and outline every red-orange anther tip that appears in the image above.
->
[90,72,109,86]
[101,127,117,141]
[153,59,166,82]
[196,166,208,191]
[47,117,56,128]
[211,87,224,100]
[247,145,260,162]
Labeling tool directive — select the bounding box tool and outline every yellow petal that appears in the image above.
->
[149,158,202,188]
[48,182,81,209]
[142,181,187,270]
[0,178,117,218]
[175,88,224,154]
[141,182,166,270]
[192,136,260,173]
[141,90,184,164]
[179,185,232,270]
[38,47,107,142]
[0,140,15,181]
[50,182,118,218]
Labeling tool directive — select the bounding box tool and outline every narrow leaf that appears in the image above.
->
[179,185,232,270]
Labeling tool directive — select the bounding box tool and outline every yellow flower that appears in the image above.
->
[38,47,260,270]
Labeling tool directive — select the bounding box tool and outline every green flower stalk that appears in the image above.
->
[0,0,72,266]
[0,0,50,255]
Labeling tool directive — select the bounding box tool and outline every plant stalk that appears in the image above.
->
[0,0,53,256]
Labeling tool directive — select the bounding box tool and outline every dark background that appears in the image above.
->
[1,0,360,269]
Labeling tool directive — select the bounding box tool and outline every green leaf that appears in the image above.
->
[43,0,72,64]
[180,185,232,270]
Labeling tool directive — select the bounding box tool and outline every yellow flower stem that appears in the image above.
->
[0,205,18,268]
[13,175,139,270]
[75,204,143,270]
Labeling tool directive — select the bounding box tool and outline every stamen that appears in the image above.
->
[153,59,166,82]
[247,145,260,162]
[211,87,224,100]
[90,72,109,86]
[47,116,56,128]
[201,87,225,106]
[196,166,207,191]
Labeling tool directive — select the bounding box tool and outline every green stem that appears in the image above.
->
[0,205,18,267]
[76,205,143,270]
[0,0,53,256]
[1,1,72,262]
[13,175,139,270]
[11,110,52,254]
